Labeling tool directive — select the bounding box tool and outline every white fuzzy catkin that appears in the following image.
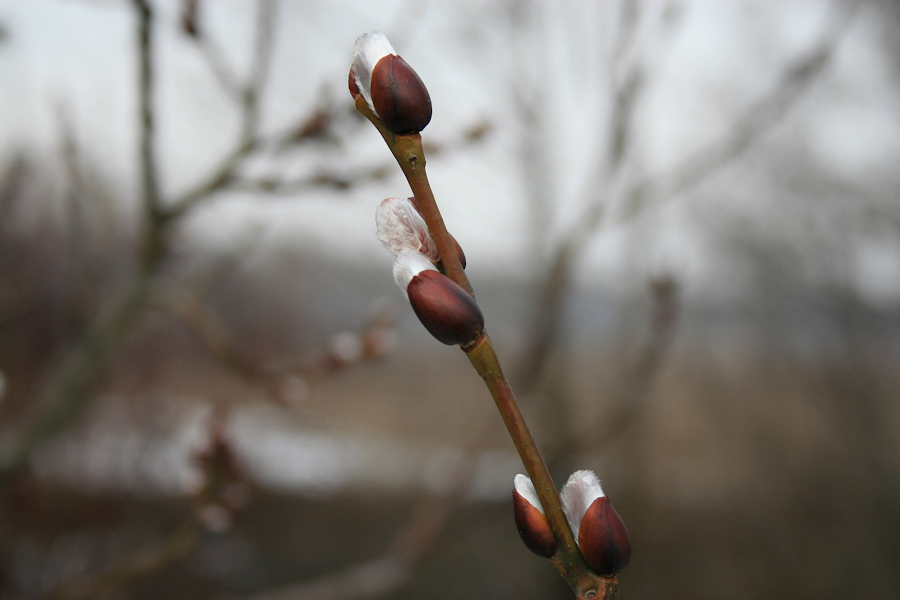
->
[514,474,545,515]
[352,31,396,115]
[376,196,439,261]
[559,470,605,542]
[392,251,438,298]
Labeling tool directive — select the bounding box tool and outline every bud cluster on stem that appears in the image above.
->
[516,471,631,577]
[351,32,627,600]
[376,197,483,347]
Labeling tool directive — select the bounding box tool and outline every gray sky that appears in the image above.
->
[1,0,899,304]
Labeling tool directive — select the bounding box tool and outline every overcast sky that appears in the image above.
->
[1,0,899,304]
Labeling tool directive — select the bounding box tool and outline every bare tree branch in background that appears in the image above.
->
[42,417,248,600]
[515,0,858,392]
[239,410,513,600]
[0,5,503,593]
[580,276,679,454]
[0,0,364,480]
[512,0,666,389]
[624,1,859,218]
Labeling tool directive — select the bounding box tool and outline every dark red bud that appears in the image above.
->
[513,489,557,558]
[406,196,466,268]
[181,0,199,37]
[348,68,360,100]
[407,271,483,346]
[370,55,432,134]
[578,496,632,576]
[449,234,467,270]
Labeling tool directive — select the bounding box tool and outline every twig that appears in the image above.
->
[245,556,410,600]
[169,0,277,218]
[44,521,200,600]
[354,91,614,599]
[582,277,680,454]
[0,0,285,480]
[134,0,162,223]
[194,31,243,101]
[244,0,276,141]
[227,165,392,194]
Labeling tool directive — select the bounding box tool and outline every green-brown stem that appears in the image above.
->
[354,96,470,295]
[355,97,617,599]
[465,336,614,599]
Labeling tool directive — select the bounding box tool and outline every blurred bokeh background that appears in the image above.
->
[0,0,899,599]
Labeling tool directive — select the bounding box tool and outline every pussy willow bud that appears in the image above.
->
[351,32,432,134]
[370,54,431,133]
[560,470,631,576]
[348,68,360,100]
[512,474,557,558]
[394,252,483,346]
[376,196,438,261]
[578,496,632,576]
[406,196,466,268]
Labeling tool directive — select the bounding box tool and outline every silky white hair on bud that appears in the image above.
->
[559,470,605,542]
[392,251,438,298]
[376,196,439,261]
[514,474,545,515]
[352,31,396,115]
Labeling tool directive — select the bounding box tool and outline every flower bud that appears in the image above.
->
[348,67,360,100]
[370,54,432,133]
[408,271,483,346]
[351,32,432,134]
[512,474,557,558]
[376,197,438,261]
[394,252,483,346]
[560,470,631,576]
[578,496,632,576]
[406,197,466,268]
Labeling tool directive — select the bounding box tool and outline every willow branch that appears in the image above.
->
[354,91,616,599]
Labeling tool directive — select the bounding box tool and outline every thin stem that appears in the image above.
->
[354,96,616,600]
[134,0,162,221]
[353,97,470,295]
[45,521,200,600]
[241,0,276,144]
[169,0,276,219]
[465,336,613,598]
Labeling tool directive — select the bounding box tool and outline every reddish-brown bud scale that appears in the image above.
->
[407,270,482,345]
[348,68,360,100]
[577,496,632,576]
[447,235,467,270]
[513,489,557,558]
[370,55,432,134]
